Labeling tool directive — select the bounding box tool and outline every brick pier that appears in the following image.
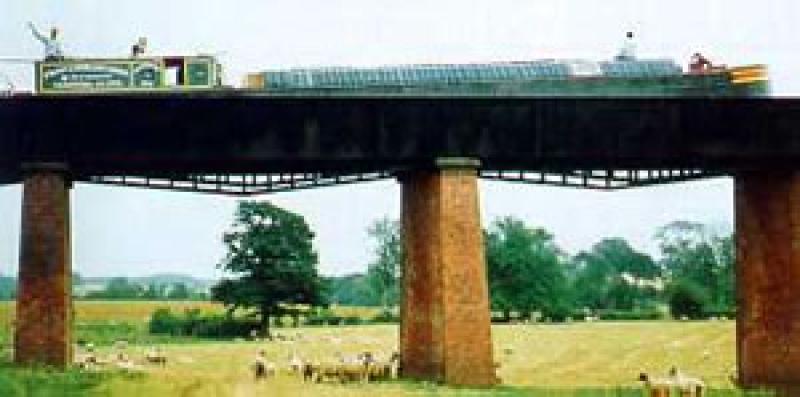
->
[15,164,72,367]
[399,159,496,386]
[735,171,800,388]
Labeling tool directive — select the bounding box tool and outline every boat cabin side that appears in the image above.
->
[35,55,222,94]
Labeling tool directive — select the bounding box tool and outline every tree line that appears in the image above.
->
[0,275,207,301]
[210,201,736,337]
[330,217,735,322]
[81,277,207,300]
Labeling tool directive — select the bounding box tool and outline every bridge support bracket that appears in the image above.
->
[399,158,497,386]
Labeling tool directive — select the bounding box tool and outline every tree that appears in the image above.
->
[655,221,734,310]
[485,217,570,320]
[571,238,660,311]
[142,283,164,300]
[211,201,325,338]
[167,282,191,300]
[364,218,402,309]
[667,279,710,319]
[95,277,143,299]
[326,274,376,306]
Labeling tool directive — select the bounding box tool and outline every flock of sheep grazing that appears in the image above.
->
[71,336,713,394]
[73,340,167,371]
[255,349,401,383]
[73,338,401,385]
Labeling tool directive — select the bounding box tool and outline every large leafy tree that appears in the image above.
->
[211,201,325,337]
[571,238,660,311]
[364,218,402,309]
[485,217,570,320]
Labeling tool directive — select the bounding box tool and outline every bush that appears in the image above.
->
[597,309,663,321]
[703,307,736,319]
[543,304,574,323]
[148,308,180,335]
[147,308,260,339]
[667,280,710,320]
[304,308,344,326]
[190,315,260,339]
[702,307,736,320]
[371,310,399,324]
[341,316,363,325]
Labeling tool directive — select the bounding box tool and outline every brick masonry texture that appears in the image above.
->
[736,172,800,387]
[15,170,72,367]
[400,167,496,386]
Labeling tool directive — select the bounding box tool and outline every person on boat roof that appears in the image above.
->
[615,31,637,61]
[131,37,148,58]
[689,52,713,74]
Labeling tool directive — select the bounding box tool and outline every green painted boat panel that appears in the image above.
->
[186,61,212,87]
[39,60,161,91]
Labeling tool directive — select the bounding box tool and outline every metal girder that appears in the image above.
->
[86,171,393,195]
[83,168,720,195]
[479,169,722,190]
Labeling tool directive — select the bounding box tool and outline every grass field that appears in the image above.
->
[0,301,783,396]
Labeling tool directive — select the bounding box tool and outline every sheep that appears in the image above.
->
[668,367,705,397]
[253,350,276,380]
[336,362,369,383]
[301,362,318,382]
[728,366,739,387]
[74,343,103,370]
[145,346,167,366]
[289,352,305,375]
[638,372,674,397]
[639,367,705,397]
[303,362,342,383]
[365,352,401,381]
[114,357,142,371]
[303,353,371,384]
[298,351,403,384]
[74,352,98,370]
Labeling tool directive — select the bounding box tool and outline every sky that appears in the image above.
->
[1,0,799,279]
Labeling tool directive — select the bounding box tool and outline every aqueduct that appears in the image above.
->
[1,94,800,388]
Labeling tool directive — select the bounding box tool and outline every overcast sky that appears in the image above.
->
[1,1,798,279]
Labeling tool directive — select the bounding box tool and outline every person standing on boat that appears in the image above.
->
[689,52,712,74]
[131,37,148,58]
[27,22,64,61]
[615,31,637,61]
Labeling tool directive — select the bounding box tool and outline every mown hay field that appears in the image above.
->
[0,301,382,346]
[0,301,775,396]
[0,300,224,326]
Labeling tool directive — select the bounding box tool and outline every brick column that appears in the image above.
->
[399,158,496,386]
[735,171,800,388]
[15,164,72,367]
